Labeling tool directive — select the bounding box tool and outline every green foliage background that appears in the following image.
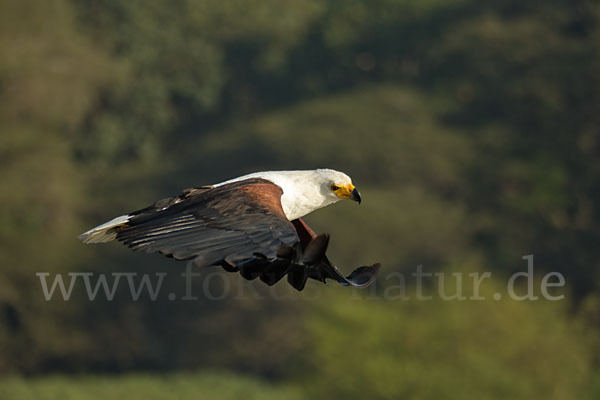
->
[1,0,599,398]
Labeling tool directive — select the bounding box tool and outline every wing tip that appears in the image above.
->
[78,229,118,244]
[78,214,131,244]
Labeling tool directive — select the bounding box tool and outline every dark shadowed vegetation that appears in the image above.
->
[1,0,599,398]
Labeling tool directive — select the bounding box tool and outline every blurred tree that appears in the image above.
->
[420,0,600,299]
[70,0,323,163]
[0,0,598,391]
[0,0,120,372]
[299,275,590,400]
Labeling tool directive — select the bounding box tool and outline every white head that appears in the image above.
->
[312,168,361,204]
[219,168,361,220]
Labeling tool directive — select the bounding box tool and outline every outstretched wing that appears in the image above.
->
[117,178,299,266]
[113,178,379,290]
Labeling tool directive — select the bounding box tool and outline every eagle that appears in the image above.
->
[79,169,380,291]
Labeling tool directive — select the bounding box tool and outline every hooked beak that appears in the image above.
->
[333,183,362,204]
[350,187,361,204]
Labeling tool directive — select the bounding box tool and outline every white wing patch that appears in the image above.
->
[78,214,131,244]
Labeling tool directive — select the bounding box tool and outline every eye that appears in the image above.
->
[330,184,340,191]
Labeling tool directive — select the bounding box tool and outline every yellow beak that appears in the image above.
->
[335,184,361,203]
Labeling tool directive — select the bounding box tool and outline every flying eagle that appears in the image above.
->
[79,169,380,291]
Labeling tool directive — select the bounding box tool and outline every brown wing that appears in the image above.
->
[117,178,298,265]
[128,186,215,217]
[114,178,379,291]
